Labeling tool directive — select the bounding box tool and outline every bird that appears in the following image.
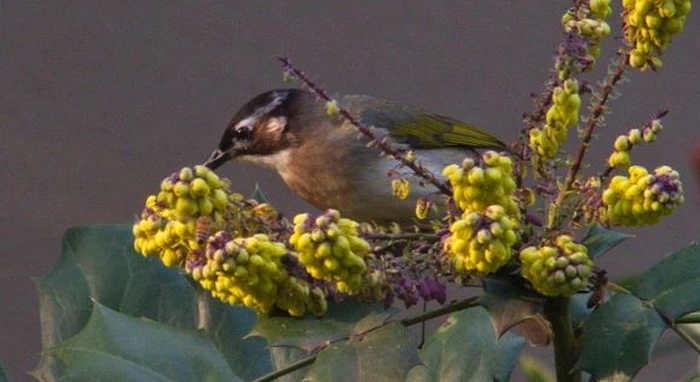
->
[204,88,508,223]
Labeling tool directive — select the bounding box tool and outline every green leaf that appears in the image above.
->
[250,301,393,351]
[197,290,272,379]
[33,225,272,380]
[520,355,555,382]
[479,275,548,344]
[305,323,421,381]
[582,224,634,259]
[631,242,700,320]
[569,292,596,328]
[411,307,525,382]
[47,301,239,381]
[577,293,666,379]
[250,301,393,381]
[250,183,269,204]
[0,361,9,382]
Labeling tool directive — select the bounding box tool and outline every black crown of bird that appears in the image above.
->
[205,88,508,224]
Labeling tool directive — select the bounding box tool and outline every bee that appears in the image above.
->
[195,216,212,244]
[587,268,608,309]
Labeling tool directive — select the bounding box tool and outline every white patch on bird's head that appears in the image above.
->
[263,116,287,136]
[233,91,289,132]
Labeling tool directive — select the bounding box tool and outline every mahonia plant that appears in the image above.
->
[128,2,696,380]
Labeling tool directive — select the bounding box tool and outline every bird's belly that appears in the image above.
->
[278,147,466,223]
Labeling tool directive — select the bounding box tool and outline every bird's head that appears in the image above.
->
[205,89,306,170]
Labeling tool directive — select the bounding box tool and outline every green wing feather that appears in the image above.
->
[344,95,508,151]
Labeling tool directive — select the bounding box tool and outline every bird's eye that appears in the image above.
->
[234,126,253,141]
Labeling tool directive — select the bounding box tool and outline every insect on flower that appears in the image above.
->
[195,216,212,244]
[587,268,608,308]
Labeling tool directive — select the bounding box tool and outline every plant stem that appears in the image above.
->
[196,290,211,330]
[363,232,441,241]
[252,355,317,382]
[401,296,480,327]
[671,325,700,355]
[605,281,632,295]
[544,297,581,382]
[252,296,480,382]
[549,54,627,230]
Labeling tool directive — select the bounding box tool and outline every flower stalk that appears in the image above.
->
[549,52,628,229]
[277,57,453,197]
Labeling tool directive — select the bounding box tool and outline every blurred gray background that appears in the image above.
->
[2,1,699,381]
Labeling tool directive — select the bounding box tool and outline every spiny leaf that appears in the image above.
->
[33,225,271,380]
[570,292,596,328]
[352,311,397,335]
[0,362,9,382]
[631,242,700,320]
[250,183,269,204]
[520,355,555,382]
[410,307,525,382]
[249,301,393,352]
[46,301,239,381]
[305,323,421,382]
[582,224,634,259]
[576,293,666,379]
[197,290,272,379]
[478,275,547,342]
[517,314,553,347]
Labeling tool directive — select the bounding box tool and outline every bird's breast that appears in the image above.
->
[278,142,464,223]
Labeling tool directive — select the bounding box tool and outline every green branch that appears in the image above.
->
[670,325,700,355]
[252,355,317,382]
[362,232,441,242]
[544,297,581,382]
[400,296,480,327]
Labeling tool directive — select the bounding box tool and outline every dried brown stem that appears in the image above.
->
[363,232,441,241]
[549,53,627,229]
[277,57,452,197]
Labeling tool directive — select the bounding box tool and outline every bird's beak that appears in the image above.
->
[204,149,233,170]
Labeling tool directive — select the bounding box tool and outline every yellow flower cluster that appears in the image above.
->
[391,178,410,200]
[289,210,371,295]
[623,0,692,70]
[442,151,520,276]
[529,80,581,160]
[590,0,613,18]
[415,198,431,220]
[442,151,519,218]
[193,232,327,316]
[133,166,243,267]
[602,165,684,226]
[562,0,612,64]
[357,270,387,302]
[608,120,664,169]
[444,205,518,276]
[520,235,594,297]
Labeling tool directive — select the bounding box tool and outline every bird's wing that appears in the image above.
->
[342,95,508,151]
